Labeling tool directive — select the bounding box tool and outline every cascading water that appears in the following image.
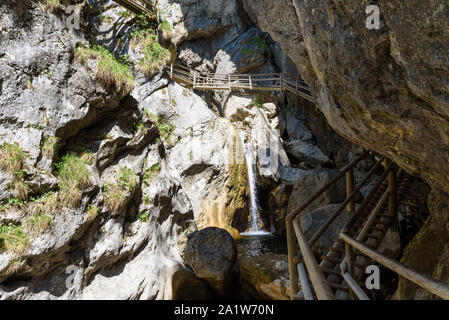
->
[239,132,270,236]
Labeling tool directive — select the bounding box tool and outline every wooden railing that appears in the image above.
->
[285,153,449,300]
[113,0,156,18]
[166,64,315,102]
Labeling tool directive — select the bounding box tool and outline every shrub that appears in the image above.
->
[75,45,134,95]
[56,154,90,208]
[0,225,30,256]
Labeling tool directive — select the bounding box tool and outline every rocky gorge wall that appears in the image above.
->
[0,0,445,300]
[242,0,449,298]
[0,0,348,299]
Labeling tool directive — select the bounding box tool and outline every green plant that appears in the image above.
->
[118,167,137,189]
[103,167,137,212]
[142,196,151,206]
[159,19,172,39]
[0,225,29,255]
[75,45,134,95]
[252,96,263,108]
[56,154,91,208]
[138,211,149,222]
[170,98,177,106]
[148,113,175,142]
[41,136,60,158]
[23,213,52,237]
[133,34,170,77]
[0,142,26,174]
[41,0,60,12]
[130,122,148,134]
[143,162,161,185]
[86,204,100,221]
[182,89,191,97]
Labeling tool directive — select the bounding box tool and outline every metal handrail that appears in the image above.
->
[340,258,370,300]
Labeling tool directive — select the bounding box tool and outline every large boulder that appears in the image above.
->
[285,140,330,166]
[184,227,237,294]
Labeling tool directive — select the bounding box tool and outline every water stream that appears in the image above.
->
[239,131,270,236]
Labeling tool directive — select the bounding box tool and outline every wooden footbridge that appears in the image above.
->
[113,0,449,301]
[113,0,156,18]
[166,64,315,103]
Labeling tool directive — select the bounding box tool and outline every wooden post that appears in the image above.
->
[280,74,283,91]
[170,63,173,78]
[249,75,252,90]
[345,242,356,299]
[296,79,298,96]
[228,74,231,90]
[286,220,299,299]
[346,168,355,216]
[193,72,196,89]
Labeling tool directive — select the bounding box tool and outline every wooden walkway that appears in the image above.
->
[113,0,156,18]
[166,64,315,103]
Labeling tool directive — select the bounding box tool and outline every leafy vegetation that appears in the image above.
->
[56,154,91,208]
[147,113,175,142]
[133,34,171,77]
[75,45,134,95]
[0,225,30,256]
[143,162,161,185]
[159,19,172,40]
[138,211,149,222]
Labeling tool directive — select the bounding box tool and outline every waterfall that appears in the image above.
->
[240,132,270,236]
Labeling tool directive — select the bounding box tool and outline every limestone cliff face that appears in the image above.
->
[244,0,449,196]
[243,0,449,298]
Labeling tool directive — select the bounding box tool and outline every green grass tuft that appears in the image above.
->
[0,225,30,256]
[0,142,26,174]
[56,154,91,208]
[75,45,134,95]
[133,34,170,77]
